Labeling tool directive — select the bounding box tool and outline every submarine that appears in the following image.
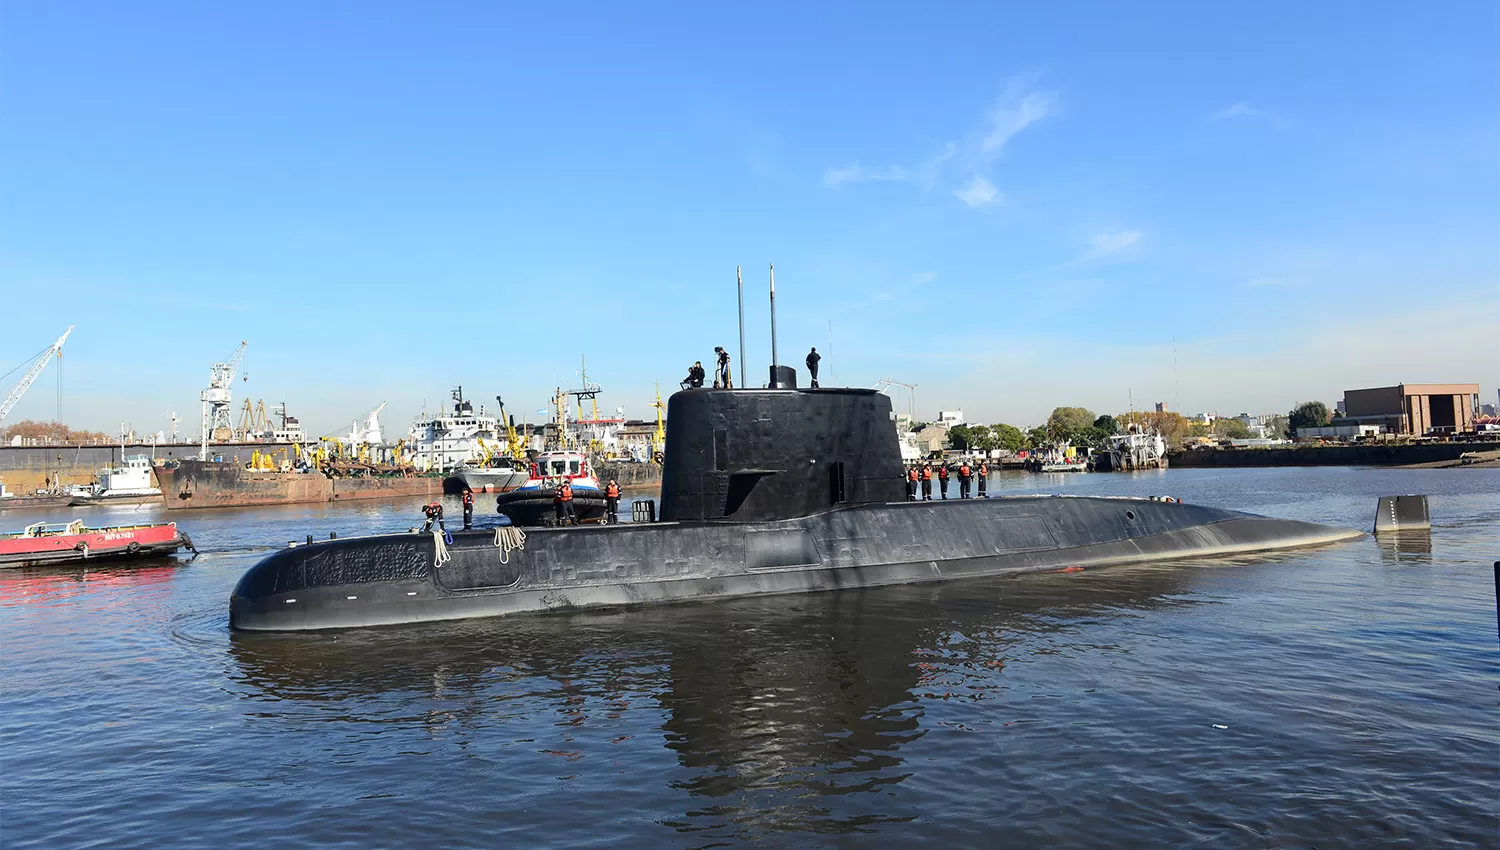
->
[229,374,1363,631]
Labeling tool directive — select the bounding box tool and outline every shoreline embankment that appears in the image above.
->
[1168,441,1500,469]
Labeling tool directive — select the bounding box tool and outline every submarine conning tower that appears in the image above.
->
[658,387,906,523]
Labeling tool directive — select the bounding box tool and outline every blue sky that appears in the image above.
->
[3,1,1497,437]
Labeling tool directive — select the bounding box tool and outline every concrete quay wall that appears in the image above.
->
[0,442,295,493]
[1168,441,1495,468]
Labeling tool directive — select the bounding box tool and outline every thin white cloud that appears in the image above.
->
[1090,231,1141,256]
[821,75,1057,208]
[1023,230,1144,278]
[1210,102,1286,128]
[982,77,1060,159]
[953,176,1001,207]
[823,164,912,187]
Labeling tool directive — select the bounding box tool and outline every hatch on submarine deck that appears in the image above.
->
[229,384,1362,631]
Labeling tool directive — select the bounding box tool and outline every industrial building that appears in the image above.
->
[1337,383,1481,435]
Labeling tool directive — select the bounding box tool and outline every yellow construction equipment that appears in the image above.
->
[651,383,666,462]
[494,396,527,460]
[237,399,269,440]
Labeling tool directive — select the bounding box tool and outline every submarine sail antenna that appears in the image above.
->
[768,263,778,387]
[736,265,746,390]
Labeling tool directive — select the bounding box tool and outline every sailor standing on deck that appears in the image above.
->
[713,347,733,389]
[906,466,918,501]
[557,480,577,526]
[604,479,621,524]
[461,487,474,530]
[937,463,950,499]
[805,347,821,388]
[977,461,989,498]
[920,463,933,501]
[958,461,972,499]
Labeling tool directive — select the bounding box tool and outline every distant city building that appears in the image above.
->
[1335,400,1347,416]
[1481,403,1497,418]
[910,422,951,455]
[1194,412,1217,424]
[1154,402,1168,413]
[1235,413,1269,439]
[937,410,964,427]
[1337,383,1481,435]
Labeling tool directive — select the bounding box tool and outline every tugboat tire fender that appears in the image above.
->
[126,541,141,554]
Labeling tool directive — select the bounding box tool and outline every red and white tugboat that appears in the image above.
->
[494,450,607,526]
[0,520,194,568]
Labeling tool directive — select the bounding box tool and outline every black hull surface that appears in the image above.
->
[230,495,1361,631]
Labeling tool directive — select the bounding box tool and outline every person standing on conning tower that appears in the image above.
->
[713,347,732,389]
[806,347,821,388]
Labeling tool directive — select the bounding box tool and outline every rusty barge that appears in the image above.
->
[155,460,442,510]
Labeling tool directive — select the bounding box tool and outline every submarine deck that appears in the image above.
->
[229,494,1363,632]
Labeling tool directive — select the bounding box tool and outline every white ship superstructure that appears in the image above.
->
[406,388,501,473]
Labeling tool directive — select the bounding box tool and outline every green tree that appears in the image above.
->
[1263,415,1290,439]
[1288,402,1331,435]
[1025,425,1049,448]
[1093,414,1119,436]
[992,423,1027,453]
[1213,418,1252,440]
[946,424,973,450]
[968,425,999,452]
[1047,407,1096,441]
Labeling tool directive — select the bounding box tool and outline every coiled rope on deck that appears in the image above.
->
[493,526,527,563]
[432,528,452,568]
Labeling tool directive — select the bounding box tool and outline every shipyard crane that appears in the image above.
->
[200,341,247,460]
[872,378,918,421]
[0,326,73,426]
[495,396,526,459]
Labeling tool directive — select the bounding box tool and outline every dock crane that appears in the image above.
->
[872,378,918,421]
[0,326,73,426]
[200,341,247,460]
[495,396,527,460]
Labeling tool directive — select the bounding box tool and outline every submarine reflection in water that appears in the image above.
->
[229,387,1363,631]
[228,564,1198,834]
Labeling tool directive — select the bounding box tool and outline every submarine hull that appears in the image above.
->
[229,495,1361,631]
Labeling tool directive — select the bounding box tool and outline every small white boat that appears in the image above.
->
[69,455,164,506]
[1026,443,1090,473]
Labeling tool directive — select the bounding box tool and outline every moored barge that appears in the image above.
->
[2,520,192,568]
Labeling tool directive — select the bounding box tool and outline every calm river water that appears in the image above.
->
[2,467,1496,848]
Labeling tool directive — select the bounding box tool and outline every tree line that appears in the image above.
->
[0,420,115,445]
[941,404,1319,453]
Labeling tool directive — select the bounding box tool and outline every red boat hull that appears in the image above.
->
[0,523,186,568]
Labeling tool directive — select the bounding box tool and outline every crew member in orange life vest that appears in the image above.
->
[937,463,950,500]
[977,461,989,498]
[461,487,474,529]
[604,479,621,523]
[906,466,918,501]
[920,463,933,501]
[957,461,972,499]
[421,501,445,533]
[556,481,577,526]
